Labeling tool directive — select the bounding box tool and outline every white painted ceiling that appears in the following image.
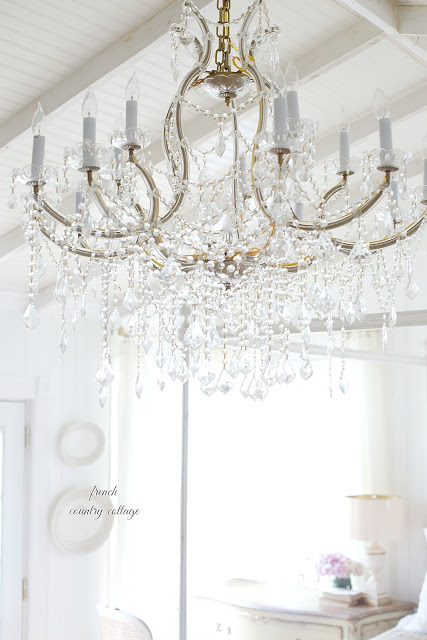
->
[1,0,427,318]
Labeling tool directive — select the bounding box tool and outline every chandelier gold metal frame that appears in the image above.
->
[11,0,427,403]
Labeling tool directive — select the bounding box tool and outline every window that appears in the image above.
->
[110,333,385,640]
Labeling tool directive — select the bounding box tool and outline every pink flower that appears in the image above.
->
[315,553,363,579]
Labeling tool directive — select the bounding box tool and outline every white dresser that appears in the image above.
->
[189,580,416,640]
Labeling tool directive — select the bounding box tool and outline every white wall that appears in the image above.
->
[0,292,110,640]
[384,327,427,604]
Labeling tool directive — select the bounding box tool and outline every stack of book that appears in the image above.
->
[319,588,363,608]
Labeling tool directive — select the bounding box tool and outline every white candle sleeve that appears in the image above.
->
[31,135,45,174]
[273,96,288,136]
[286,91,300,123]
[126,100,138,132]
[339,131,350,170]
[379,117,392,151]
[83,116,96,143]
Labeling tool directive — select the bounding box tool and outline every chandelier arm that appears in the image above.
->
[38,223,125,259]
[131,161,160,224]
[159,4,212,225]
[41,199,125,239]
[254,174,390,235]
[238,0,263,65]
[323,176,347,203]
[332,208,427,254]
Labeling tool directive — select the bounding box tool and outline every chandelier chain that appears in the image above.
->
[216,0,232,72]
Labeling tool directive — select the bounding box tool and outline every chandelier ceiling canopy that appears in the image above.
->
[11,0,427,404]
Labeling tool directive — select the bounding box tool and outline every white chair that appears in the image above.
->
[97,606,153,640]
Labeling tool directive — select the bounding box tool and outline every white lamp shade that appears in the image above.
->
[346,495,405,542]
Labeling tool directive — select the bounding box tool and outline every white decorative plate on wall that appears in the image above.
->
[50,485,114,554]
[58,421,105,466]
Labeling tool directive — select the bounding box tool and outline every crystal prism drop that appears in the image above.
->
[59,329,68,355]
[276,357,295,384]
[300,360,313,381]
[7,193,17,209]
[345,302,356,324]
[71,310,78,332]
[405,277,420,300]
[178,360,190,384]
[123,288,139,311]
[255,377,268,400]
[237,352,254,375]
[389,305,397,328]
[217,368,233,394]
[382,323,388,351]
[228,357,240,379]
[215,132,226,158]
[81,294,87,320]
[22,302,39,330]
[170,57,180,82]
[96,358,114,386]
[197,365,215,386]
[201,383,217,397]
[109,306,121,330]
[264,360,277,386]
[240,375,250,398]
[82,215,93,239]
[98,385,108,408]
[91,275,97,300]
[301,325,311,345]
[157,375,165,392]
[36,255,46,277]
[142,332,153,354]
[168,355,179,381]
[135,374,143,399]
[339,370,349,394]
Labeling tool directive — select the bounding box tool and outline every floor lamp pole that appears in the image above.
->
[179,370,189,640]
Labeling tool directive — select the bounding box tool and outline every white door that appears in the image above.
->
[0,402,26,640]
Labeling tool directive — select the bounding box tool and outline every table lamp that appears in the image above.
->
[346,495,405,606]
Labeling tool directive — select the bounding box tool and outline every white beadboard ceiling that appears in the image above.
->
[1,0,427,302]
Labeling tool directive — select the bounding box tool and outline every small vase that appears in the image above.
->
[333,577,352,590]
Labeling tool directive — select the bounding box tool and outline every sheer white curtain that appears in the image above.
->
[109,335,182,640]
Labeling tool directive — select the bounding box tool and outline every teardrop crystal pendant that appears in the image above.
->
[22,302,39,330]
[382,323,388,351]
[276,357,295,384]
[405,277,420,300]
[96,357,114,386]
[123,288,139,312]
[109,306,121,330]
[98,385,108,408]
[177,359,190,384]
[135,373,143,399]
[300,359,313,380]
[217,368,234,394]
[215,132,226,157]
[7,193,17,209]
[339,369,349,394]
[389,305,397,328]
[59,329,68,355]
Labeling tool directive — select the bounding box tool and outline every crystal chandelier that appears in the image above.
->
[11,0,427,404]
